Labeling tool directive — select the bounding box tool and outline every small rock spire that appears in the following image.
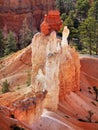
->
[61,26,70,47]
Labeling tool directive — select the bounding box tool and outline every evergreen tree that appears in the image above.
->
[88,1,98,54]
[76,0,90,20]
[56,0,75,15]
[56,0,98,55]
[93,86,98,101]
[95,22,98,55]
[19,19,32,49]
[79,16,96,55]
[61,13,67,21]
[2,80,10,93]
[64,0,75,15]
[4,31,17,55]
[79,1,98,55]
[56,0,64,14]
[0,29,5,57]
[63,11,79,41]
[88,1,98,20]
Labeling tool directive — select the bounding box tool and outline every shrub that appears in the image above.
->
[4,31,17,55]
[10,125,24,130]
[93,86,98,101]
[26,71,31,87]
[0,29,5,57]
[86,110,94,122]
[2,80,10,93]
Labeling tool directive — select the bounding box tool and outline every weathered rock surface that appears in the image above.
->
[14,90,47,125]
[0,45,32,88]
[31,26,80,110]
[59,46,80,101]
[0,27,98,130]
[0,0,55,34]
[80,56,98,87]
[40,10,62,35]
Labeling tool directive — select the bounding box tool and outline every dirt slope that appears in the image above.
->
[0,48,98,130]
[0,45,32,91]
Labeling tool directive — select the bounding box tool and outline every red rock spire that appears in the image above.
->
[40,10,62,35]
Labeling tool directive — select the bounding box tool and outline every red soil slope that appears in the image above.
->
[0,48,98,130]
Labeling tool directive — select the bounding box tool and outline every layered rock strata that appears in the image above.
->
[31,26,80,110]
[0,0,55,34]
[0,26,80,129]
[40,10,62,35]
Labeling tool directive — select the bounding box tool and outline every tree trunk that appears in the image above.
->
[96,42,98,55]
[89,34,92,55]
[89,42,92,55]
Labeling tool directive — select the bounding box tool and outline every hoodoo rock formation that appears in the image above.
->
[31,26,80,110]
[40,10,62,35]
[0,0,55,34]
[0,26,88,130]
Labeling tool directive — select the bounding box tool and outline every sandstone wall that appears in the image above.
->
[59,46,80,101]
[0,26,80,128]
[31,26,80,110]
[0,0,55,34]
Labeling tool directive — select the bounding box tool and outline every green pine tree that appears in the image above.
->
[88,1,98,21]
[95,22,98,55]
[88,1,98,54]
[76,0,90,20]
[4,31,17,55]
[19,19,32,49]
[79,16,96,55]
[63,11,79,41]
[2,80,10,93]
[79,0,98,55]
[56,0,75,15]
[0,29,5,57]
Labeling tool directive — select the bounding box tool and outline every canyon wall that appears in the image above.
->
[0,0,55,34]
[0,26,80,129]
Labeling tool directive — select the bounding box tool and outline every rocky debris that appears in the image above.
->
[0,90,47,129]
[0,105,29,130]
[13,90,47,125]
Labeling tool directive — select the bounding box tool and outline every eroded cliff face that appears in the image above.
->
[1,29,98,130]
[59,46,80,101]
[13,90,47,125]
[0,26,80,129]
[31,26,80,110]
[0,0,55,34]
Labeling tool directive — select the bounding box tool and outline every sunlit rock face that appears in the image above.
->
[59,46,80,101]
[0,26,80,129]
[31,26,80,110]
[31,33,48,93]
[0,0,55,34]
[59,27,80,101]
[40,10,62,35]
[14,91,47,125]
[31,32,60,111]
[44,31,60,111]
